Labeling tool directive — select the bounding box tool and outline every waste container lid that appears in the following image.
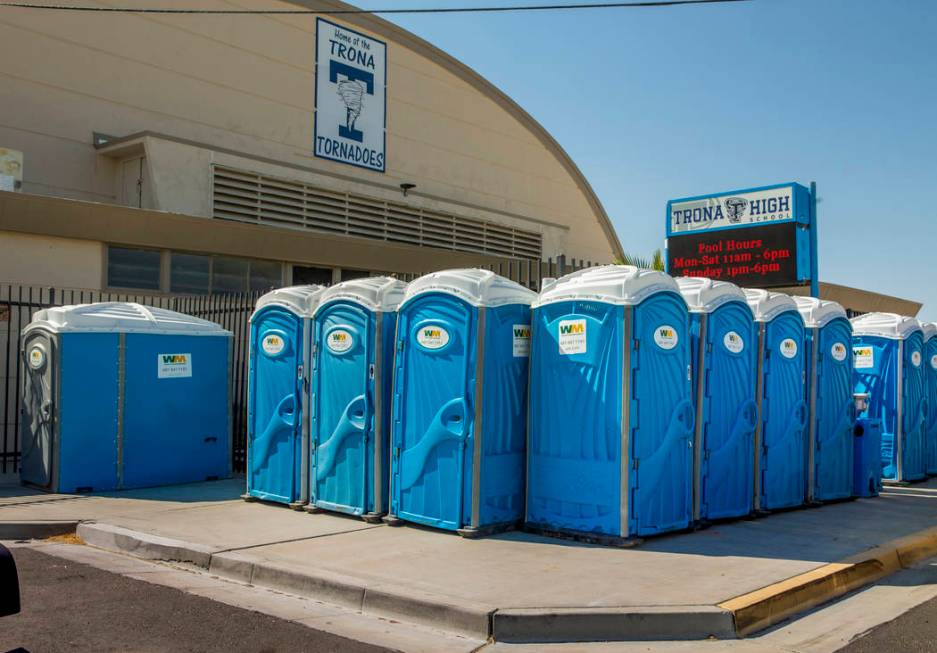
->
[534,265,679,308]
[923,322,937,342]
[793,296,848,329]
[316,277,407,313]
[401,269,536,308]
[743,289,799,322]
[675,277,749,314]
[851,312,922,341]
[25,302,231,336]
[253,285,327,319]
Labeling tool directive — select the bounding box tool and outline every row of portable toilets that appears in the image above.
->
[243,266,937,543]
[16,266,937,544]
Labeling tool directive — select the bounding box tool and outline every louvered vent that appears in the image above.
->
[211,166,543,260]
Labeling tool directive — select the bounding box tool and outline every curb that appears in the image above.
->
[0,521,80,540]
[491,605,737,643]
[719,525,937,636]
[77,522,223,568]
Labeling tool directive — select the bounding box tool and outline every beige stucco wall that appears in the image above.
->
[0,0,619,263]
[0,232,103,289]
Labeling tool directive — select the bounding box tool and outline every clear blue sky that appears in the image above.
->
[369,0,937,320]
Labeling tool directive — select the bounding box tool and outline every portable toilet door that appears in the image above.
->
[852,313,927,482]
[246,286,326,507]
[309,277,406,521]
[676,278,757,523]
[744,289,808,511]
[527,266,694,542]
[923,323,937,475]
[388,269,535,534]
[794,297,855,502]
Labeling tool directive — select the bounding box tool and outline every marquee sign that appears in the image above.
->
[314,19,387,173]
[666,183,817,291]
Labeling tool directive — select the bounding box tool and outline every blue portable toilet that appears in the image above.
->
[795,297,855,502]
[852,313,927,482]
[923,322,937,475]
[20,303,232,493]
[309,277,407,521]
[675,277,757,523]
[744,289,807,512]
[246,285,327,507]
[387,269,535,535]
[527,266,694,543]
[853,413,883,498]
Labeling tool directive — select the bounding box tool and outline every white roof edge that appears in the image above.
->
[533,265,680,308]
[315,276,408,314]
[851,312,923,341]
[922,322,937,341]
[743,288,799,322]
[674,277,749,314]
[401,269,536,308]
[793,296,849,329]
[23,302,231,336]
[253,285,328,319]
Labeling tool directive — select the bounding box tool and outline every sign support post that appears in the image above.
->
[809,181,819,298]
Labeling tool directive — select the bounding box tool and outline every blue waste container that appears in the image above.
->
[388,269,535,535]
[744,289,807,511]
[923,322,937,475]
[246,285,326,507]
[676,277,757,523]
[20,302,232,493]
[853,408,883,498]
[795,297,855,502]
[527,266,694,542]
[852,313,926,482]
[309,277,406,521]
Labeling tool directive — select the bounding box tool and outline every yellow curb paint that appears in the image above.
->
[718,526,937,637]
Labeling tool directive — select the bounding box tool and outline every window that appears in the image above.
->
[212,256,248,294]
[340,268,370,282]
[249,260,282,292]
[170,253,210,294]
[293,265,333,286]
[107,246,161,290]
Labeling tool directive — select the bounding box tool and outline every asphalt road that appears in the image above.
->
[0,547,393,653]
[837,593,937,653]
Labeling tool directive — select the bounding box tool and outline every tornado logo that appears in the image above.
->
[724,197,749,223]
[337,80,365,139]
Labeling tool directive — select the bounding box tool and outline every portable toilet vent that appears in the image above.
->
[309,277,407,521]
[744,289,807,511]
[387,269,535,535]
[795,297,855,502]
[20,303,232,493]
[246,285,326,507]
[676,278,757,523]
[527,266,694,543]
[924,322,937,475]
[852,313,927,482]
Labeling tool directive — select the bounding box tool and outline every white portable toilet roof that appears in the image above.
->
[675,277,749,314]
[253,285,327,319]
[851,313,923,341]
[316,276,407,314]
[743,289,799,323]
[922,322,937,342]
[25,302,231,336]
[402,269,536,308]
[534,265,679,308]
[793,296,848,329]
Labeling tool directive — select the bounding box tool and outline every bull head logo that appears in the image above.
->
[724,197,748,223]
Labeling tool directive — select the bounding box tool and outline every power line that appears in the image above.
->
[0,0,752,16]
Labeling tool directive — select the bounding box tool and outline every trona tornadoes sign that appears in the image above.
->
[314,19,387,172]
[666,183,817,290]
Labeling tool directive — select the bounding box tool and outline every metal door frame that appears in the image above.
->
[691,313,707,522]
[806,327,819,502]
[752,322,767,512]
[619,306,633,539]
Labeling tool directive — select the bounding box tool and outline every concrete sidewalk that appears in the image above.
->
[3,478,937,643]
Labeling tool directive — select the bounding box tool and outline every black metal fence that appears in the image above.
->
[0,255,592,475]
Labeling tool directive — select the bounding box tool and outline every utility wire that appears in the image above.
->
[0,0,752,15]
